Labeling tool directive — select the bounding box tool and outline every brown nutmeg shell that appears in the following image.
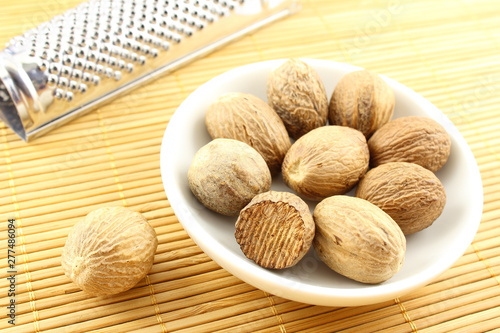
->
[188,138,272,216]
[356,162,446,235]
[267,58,329,139]
[282,125,369,201]
[329,70,395,138]
[368,116,451,172]
[313,196,406,284]
[205,92,291,175]
[61,207,158,296]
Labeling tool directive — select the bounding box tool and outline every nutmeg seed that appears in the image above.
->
[267,58,329,139]
[205,92,291,175]
[328,70,395,138]
[282,125,369,201]
[368,116,451,172]
[313,196,406,284]
[61,206,158,296]
[188,138,272,216]
[235,191,315,269]
[356,162,446,235]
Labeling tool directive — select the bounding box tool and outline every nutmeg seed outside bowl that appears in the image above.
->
[160,59,483,307]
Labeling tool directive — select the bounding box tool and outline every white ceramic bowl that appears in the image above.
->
[160,59,483,307]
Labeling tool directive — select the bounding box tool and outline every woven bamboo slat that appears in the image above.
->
[1,0,499,332]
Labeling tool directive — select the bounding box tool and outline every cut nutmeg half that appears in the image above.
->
[235,191,315,269]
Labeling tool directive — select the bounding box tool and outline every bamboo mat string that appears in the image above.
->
[1,126,41,332]
[263,291,287,333]
[145,274,169,333]
[394,297,418,333]
[471,243,500,286]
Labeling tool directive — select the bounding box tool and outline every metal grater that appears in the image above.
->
[0,0,300,141]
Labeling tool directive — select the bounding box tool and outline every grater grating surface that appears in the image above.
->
[0,0,300,141]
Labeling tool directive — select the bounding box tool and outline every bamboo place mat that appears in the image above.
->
[1,0,499,332]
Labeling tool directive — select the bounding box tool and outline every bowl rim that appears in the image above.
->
[160,58,483,306]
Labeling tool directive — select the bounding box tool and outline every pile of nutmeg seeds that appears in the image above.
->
[188,59,451,284]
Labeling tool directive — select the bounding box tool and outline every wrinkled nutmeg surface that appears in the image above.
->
[368,116,451,171]
[313,196,406,284]
[356,162,446,235]
[267,58,329,139]
[282,125,369,201]
[329,70,395,138]
[205,92,291,175]
[61,206,158,296]
[235,191,315,269]
[188,138,272,216]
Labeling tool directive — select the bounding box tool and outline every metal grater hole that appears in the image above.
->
[49,63,61,74]
[47,74,58,86]
[104,67,114,78]
[84,62,96,73]
[64,91,73,102]
[50,53,60,63]
[120,49,130,59]
[69,80,78,91]
[92,75,100,85]
[58,77,68,88]
[71,69,82,80]
[95,64,104,74]
[54,88,64,99]
[132,43,141,52]
[75,59,85,69]
[64,45,74,55]
[112,36,122,46]
[61,66,72,77]
[82,72,92,83]
[63,55,73,66]
[99,54,110,65]
[39,60,49,71]
[141,45,150,55]
[79,83,88,93]
[114,71,122,81]
[108,56,117,67]
[77,38,86,47]
[76,48,86,58]
[87,51,97,62]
